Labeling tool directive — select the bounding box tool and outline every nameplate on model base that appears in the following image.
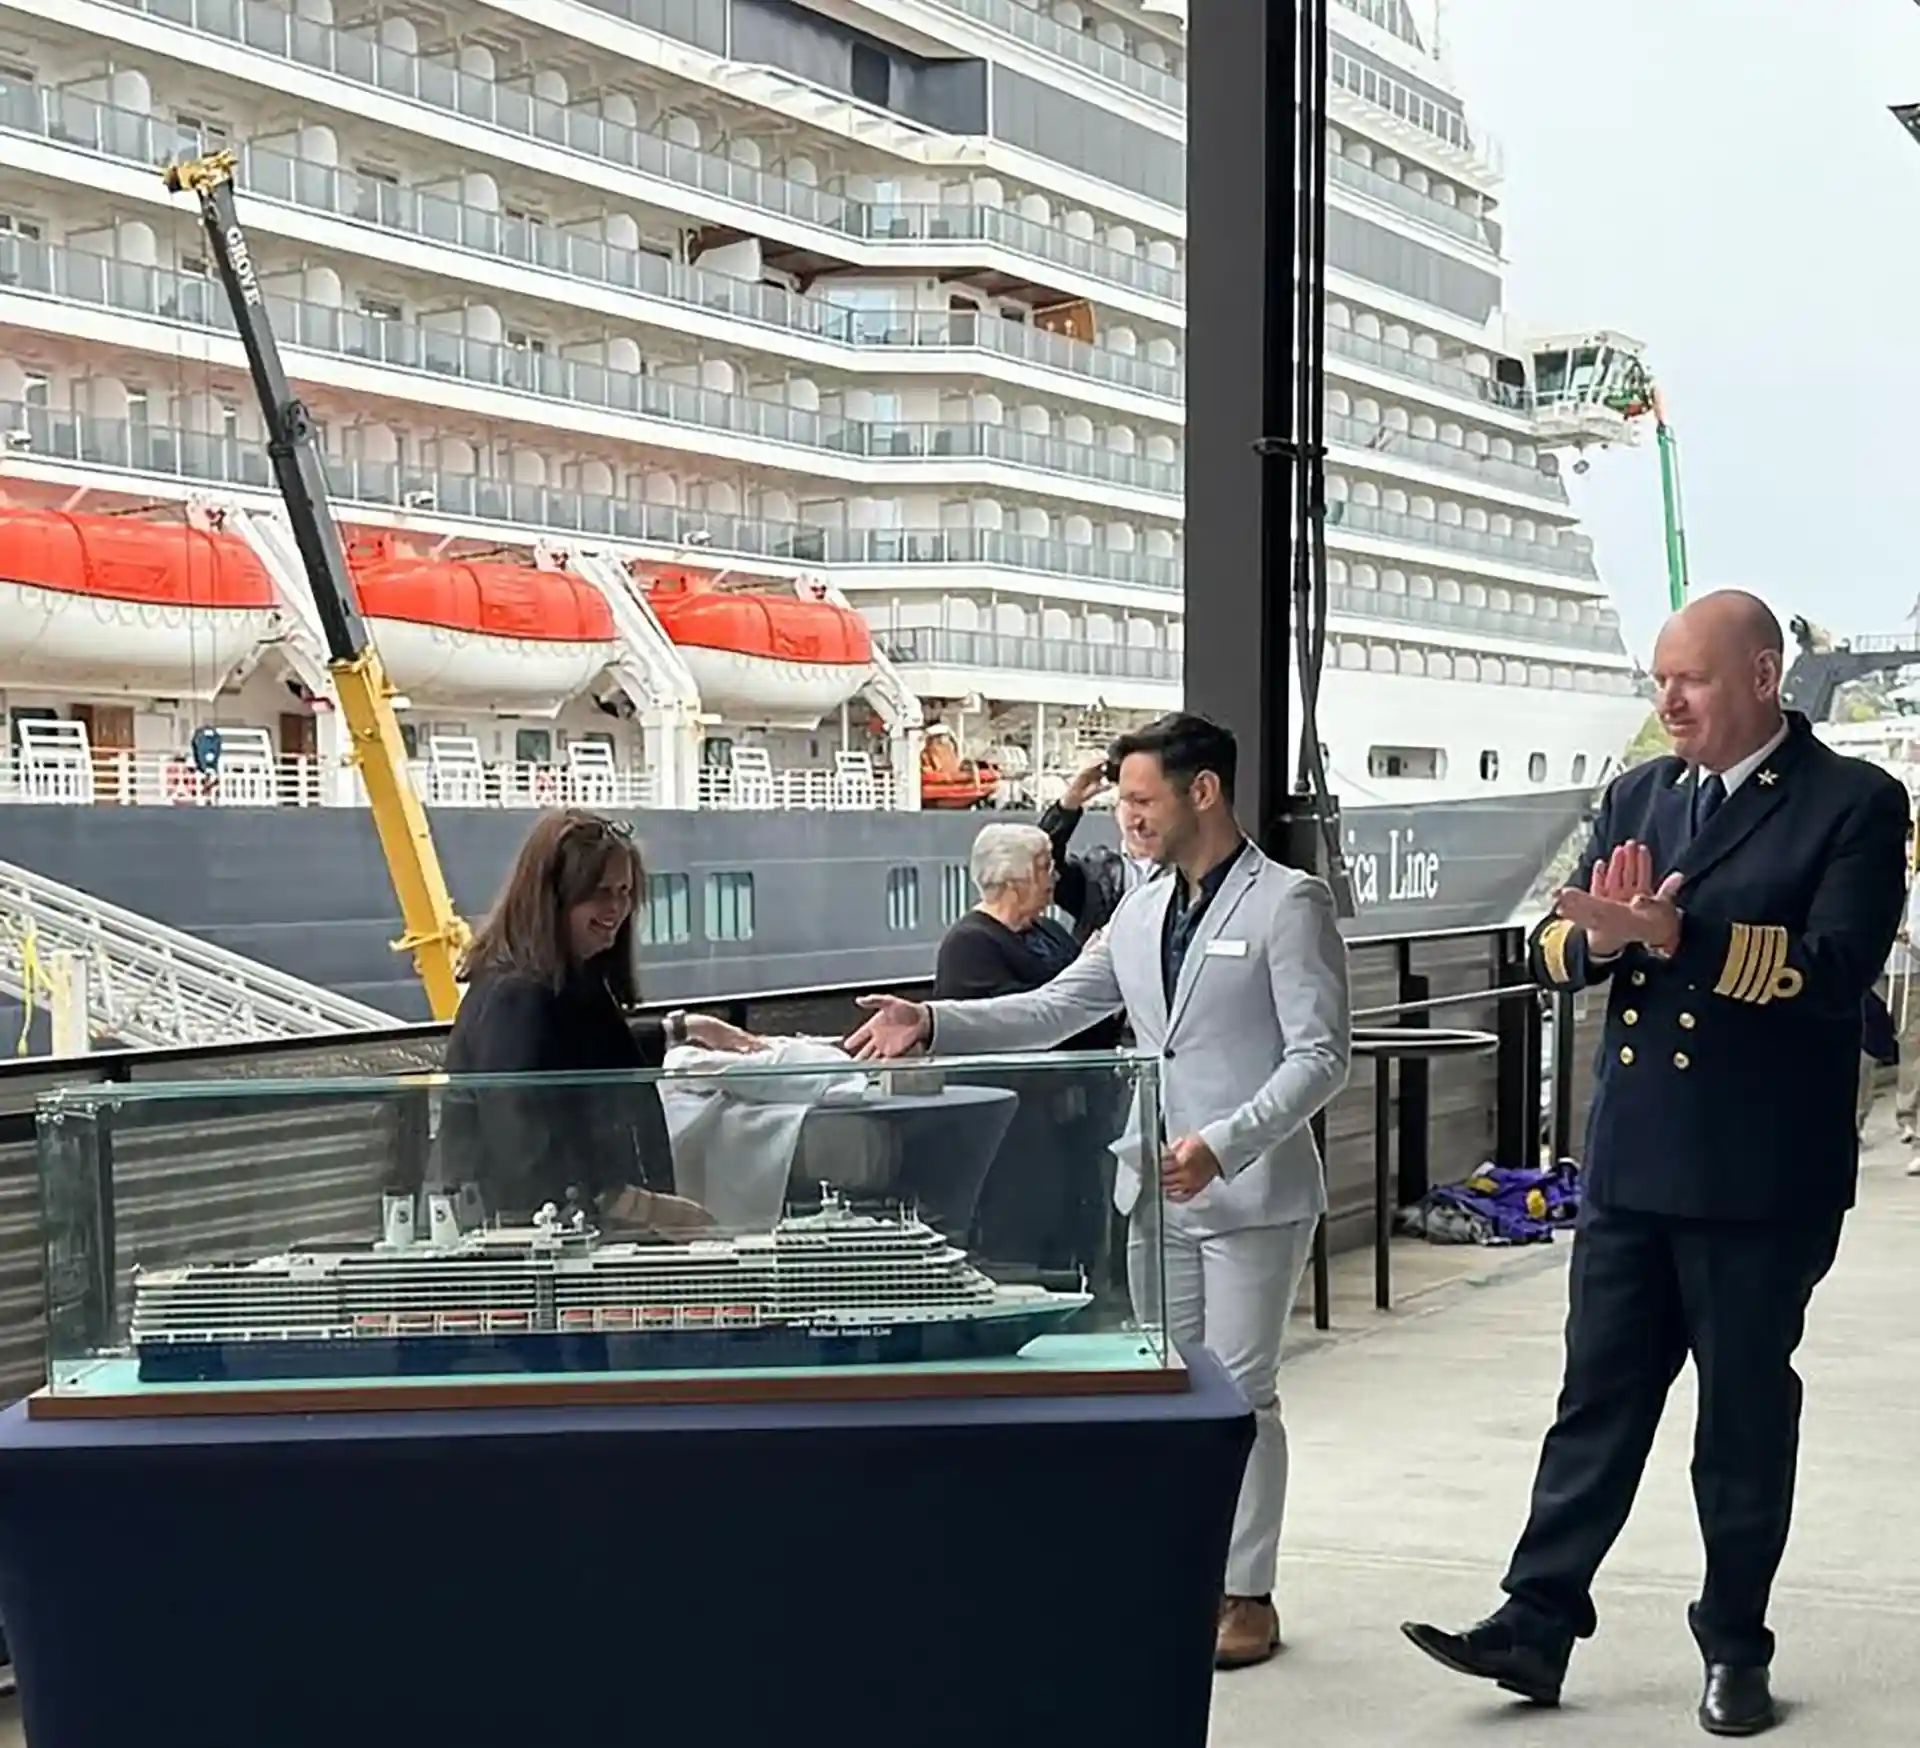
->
[29,1335,1188,1421]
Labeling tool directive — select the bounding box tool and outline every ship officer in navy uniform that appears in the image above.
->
[1403,590,1909,1737]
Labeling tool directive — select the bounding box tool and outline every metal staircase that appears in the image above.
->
[0,859,398,1054]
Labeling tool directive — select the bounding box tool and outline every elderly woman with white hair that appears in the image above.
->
[933,820,1125,1274]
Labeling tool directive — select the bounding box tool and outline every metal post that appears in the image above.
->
[1550,988,1578,1161]
[1396,964,1432,1205]
[50,949,91,1057]
[1373,1055,1393,1311]
[1309,1110,1331,1330]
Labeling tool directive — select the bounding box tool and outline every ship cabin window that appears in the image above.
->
[641,873,692,946]
[1367,744,1442,781]
[1571,754,1589,785]
[704,872,755,942]
[21,371,49,409]
[1527,752,1547,784]
[8,707,57,748]
[513,728,551,764]
[939,863,971,927]
[397,722,419,759]
[1479,750,1499,781]
[886,867,922,932]
[0,210,41,241]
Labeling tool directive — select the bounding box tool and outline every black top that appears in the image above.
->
[435,963,676,1218]
[1161,839,1249,1004]
[1527,710,1909,1221]
[934,910,1124,1051]
[1037,802,1129,946]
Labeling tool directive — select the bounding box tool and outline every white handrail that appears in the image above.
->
[0,858,396,1053]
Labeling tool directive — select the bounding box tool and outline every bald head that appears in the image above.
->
[1666,588,1785,664]
[1650,589,1787,771]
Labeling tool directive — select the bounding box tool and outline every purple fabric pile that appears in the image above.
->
[1396,1158,1583,1247]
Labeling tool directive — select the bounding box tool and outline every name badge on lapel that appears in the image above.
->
[1203,938,1249,958]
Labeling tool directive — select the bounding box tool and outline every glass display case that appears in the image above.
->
[35,1047,1174,1415]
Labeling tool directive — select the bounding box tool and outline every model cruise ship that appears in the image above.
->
[127,1188,1094,1383]
[0,0,1655,1046]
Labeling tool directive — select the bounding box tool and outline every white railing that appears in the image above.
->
[0,858,397,1051]
[0,750,901,813]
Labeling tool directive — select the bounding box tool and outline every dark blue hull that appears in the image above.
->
[134,1304,1088,1384]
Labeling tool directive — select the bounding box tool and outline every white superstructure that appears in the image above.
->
[0,0,1644,816]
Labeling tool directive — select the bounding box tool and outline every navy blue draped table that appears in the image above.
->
[0,1344,1251,1748]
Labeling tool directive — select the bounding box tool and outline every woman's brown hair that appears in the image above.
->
[460,810,646,1002]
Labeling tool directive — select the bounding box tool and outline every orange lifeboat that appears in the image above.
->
[920,727,1001,810]
[646,570,874,728]
[346,536,617,712]
[0,505,279,695]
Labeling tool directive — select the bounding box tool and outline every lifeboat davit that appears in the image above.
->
[0,506,279,696]
[348,538,617,714]
[647,572,874,729]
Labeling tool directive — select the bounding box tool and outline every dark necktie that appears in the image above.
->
[1693,771,1727,834]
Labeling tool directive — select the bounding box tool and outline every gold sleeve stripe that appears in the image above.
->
[1716,923,1801,1005]
[1539,918,1574,984]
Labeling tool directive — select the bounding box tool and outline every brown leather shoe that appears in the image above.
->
[1215,1595,1281,1669]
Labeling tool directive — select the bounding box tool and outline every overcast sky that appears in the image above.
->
[1429,0,1920,661]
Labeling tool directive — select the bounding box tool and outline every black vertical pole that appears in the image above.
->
[1183,0,1300,850]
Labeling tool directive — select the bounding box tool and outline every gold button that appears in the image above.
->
[1619,1046,1635,1065]
[1679,1012,1697,1030]
[1674,1052,1691,1070]
[1632,971,1647,986]
[1622,1009,1639,1025]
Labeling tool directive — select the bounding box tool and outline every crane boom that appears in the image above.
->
[162,149,470,1020]
[1651,385,1689,613]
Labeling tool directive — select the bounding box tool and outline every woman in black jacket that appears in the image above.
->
[438,809,757,1230]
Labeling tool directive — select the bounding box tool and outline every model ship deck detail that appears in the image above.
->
[128,1188,1092,1383]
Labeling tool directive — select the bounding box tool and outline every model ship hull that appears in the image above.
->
[134,1299,1091,1384]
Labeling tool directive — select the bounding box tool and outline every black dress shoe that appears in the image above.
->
[1699,1664,1776,1736]
[1400,1617,1569,1706]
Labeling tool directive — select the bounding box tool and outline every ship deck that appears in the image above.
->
[3,1125,1914,1742]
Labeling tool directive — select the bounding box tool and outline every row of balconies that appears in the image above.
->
[0,399,1187,589]
[0,77,1189,409]
[1,237,1587,555]
[85,0,1188,305]
[0,239,1184,505]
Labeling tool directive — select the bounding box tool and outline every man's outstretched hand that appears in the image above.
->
[1557,840,1683,957]
[843,994,932,1061]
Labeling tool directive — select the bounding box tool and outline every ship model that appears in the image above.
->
[127,1187,1093,1384]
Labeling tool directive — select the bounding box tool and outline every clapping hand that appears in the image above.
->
[1555,840,1684,958]
[843,994,932,1061]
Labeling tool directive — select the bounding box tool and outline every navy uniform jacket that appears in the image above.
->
[1531,711,1909,1222]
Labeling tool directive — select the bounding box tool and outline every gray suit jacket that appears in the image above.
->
[927,843,1352,1235]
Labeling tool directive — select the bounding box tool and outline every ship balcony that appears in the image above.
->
[1327,498,1599,585]
[1327,155,1498,256]
[1328,48,1505,189]
[1326,323,1531,429]
[879,626,1181,711]
[0,400,1184,595]
[910,0,1184,111]
[1324,410,1569,508]
[1325,583,1630,660]
[0,746,904,813]
[0,80,1185,416]
[72,0,1184,317]
[0,241,1182,513]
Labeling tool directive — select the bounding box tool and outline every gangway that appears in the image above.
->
[0,859,397,1053]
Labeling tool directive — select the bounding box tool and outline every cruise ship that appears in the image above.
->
[0,0,1652,1023]
[128,1188,1095,1381]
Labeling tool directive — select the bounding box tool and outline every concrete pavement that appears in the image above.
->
[1211,1115,1920,1745]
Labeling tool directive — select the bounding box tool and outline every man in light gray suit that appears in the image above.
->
[846,713,1352,1670]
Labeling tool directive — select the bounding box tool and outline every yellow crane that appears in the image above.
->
[162,150,470,1018]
